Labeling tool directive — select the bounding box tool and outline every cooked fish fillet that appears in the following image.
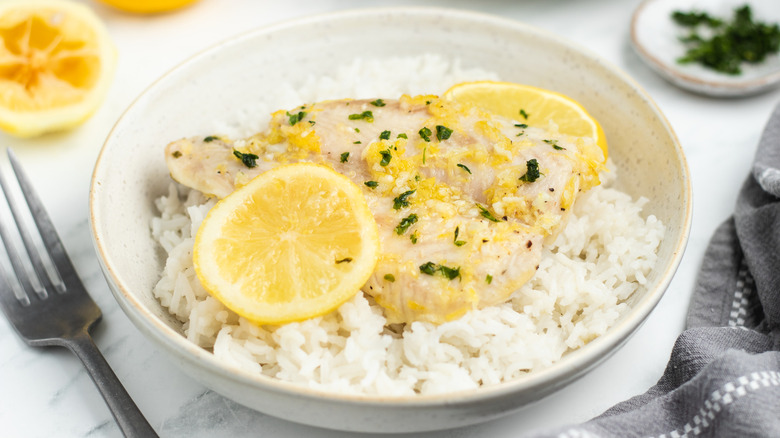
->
[165,95,604,324]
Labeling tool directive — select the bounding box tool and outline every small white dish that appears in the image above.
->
[631,0,780,97]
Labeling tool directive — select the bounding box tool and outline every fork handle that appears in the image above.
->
[64,331,159,437]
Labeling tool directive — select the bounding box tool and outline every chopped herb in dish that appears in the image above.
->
[397,133,408,139]
[384,274,395,282]
[232,150,258,168]
[457,163,472,174]
[476,204,502,222]
[393,190,415,210]
[287,111,306,126]
[379,130,391,140]
[364,180,379,189]
[672,5,780,75]
[486,274,493,284]
[395,214,418,235]
[204,135,218,142]
[335,257,352,264]
[519,158,541,183]
[436,125,453,141]
[340,152,350,163]
[419,126,432,142]
[410,231,419,244]
[370,98,386,107]
[519,109,529,120]
[454,226,466,246]
[348,111,374,122]
[379,149,392,166]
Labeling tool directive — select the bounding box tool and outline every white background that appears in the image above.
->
[1,0,778,436]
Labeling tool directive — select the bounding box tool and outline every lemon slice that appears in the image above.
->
[96,0,199,14]
[194,163,380,325]
[444,81,608,159]
[0,0,117,138]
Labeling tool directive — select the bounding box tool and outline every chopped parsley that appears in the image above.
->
[419,126,432,142]
[308,120,316,126]
[519,109,529,120]
[203,135,218,142]
[397,133,408,139]
[364,180,379,189]
[335,257,352,264]
[395,214,418,235]
[477,204,501,222]
[673,5,780,75]
[519,158,541,183]
[287,111,306,126]
[419,262,437,275]
[436,125,453,141]
[514,123,528,129]
[340,152,350,163]
[379,130,391,140]
[348,111,374,122]
[379,149,393,166]
[370,99,386,107]
[419,262,461,280]
[353,141,361,144]
[392,190,415,210]
[410,231,419,244]
[232,150,259,168]
[486,274,493,284]
[453,226,466,246]
[384,274,395,282]
[457,163,472,174]
[544,139,565,150]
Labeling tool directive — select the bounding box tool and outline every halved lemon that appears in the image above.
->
[0,0,117,138]
[194,163,380,325]
[96,0,199,14]
[444,81,608,159]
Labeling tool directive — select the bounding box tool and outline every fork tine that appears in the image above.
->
[4,149,69,294]
[0,163,47,302]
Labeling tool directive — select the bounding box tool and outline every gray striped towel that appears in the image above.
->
[528,103,780,438]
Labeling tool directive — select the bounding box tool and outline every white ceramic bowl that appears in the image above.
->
[90,7,691,433]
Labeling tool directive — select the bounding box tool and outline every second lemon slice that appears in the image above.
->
[194,163,380,325]
[444,81,608,159]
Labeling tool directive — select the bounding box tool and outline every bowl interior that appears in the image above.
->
[90,6,691,428]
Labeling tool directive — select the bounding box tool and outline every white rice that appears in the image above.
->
[150,56,665,396]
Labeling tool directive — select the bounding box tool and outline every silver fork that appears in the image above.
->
[0,149,157,437]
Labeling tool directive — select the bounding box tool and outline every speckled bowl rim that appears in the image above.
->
[91,6,691,409]
[630,0,780,96]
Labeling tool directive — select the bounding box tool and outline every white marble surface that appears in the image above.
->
[1,0,778,437]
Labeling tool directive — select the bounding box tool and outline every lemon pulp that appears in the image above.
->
[0,0,117,137]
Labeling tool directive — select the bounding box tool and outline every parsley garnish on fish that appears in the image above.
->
[348,111,374,122]
[393,190,415,210]
[519,158,541,182]
[457,163,471,174]
[672,5,780,75]
[476,204,502,222]
[379,130,391,140]
[335,257,352,264]
[353,141,361,144]
[384,274,395,282]
[419,126,432,142]
[370,99,386,107]
[364,181,379,189]
[436,125,453,141]
[410,231,419,244]
[340,152,349,163]
[287,111,306,126]
[419,262,437,275]
[203,135,218,142]
[232,150,259,168]
[486,274,493,284]
[395,214,418,235]
[379,149,392,166]
[544,139,565,150]
[514,123,528,129]
[519,109,529,120]
[397,133,408,139]
[454,227,466,246]
[419,262,461,279]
